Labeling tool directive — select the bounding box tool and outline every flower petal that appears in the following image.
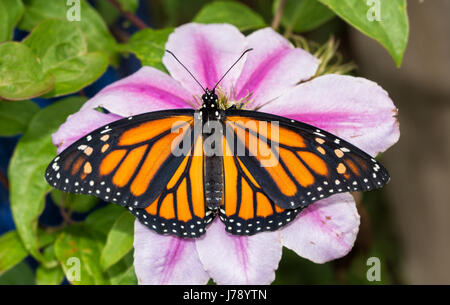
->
[260,74,399,156]
[196,220,282,284]
[281,193,360,264]
[52,108,121,153]
[134,221,210,285]
[81,66,194,117]
[234,28,318,108]
[163,23,247,96]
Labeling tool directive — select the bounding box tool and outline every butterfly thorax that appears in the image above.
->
[201,89,224,211]
[200,88,220,117]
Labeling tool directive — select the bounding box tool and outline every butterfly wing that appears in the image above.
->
[220,135,303,235]
[133,132,214,237]
[46,109,211,237]
[224,109,390,210]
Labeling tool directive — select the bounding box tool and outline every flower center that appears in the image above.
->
[213,87,254,110]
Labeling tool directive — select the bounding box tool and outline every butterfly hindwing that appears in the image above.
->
[219,135,303,235]
[224,109,390,209]
[132,133,214,237]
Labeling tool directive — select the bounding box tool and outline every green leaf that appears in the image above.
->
[107,251,137,285]
[194,1,266,31]
[54,225,109,285]
[94,0,139,25]
[36,263,64,285]
[0,0,24,42]
[119,28,173,71]
[37,228,59,248]
[0,230,29,275]
[100,211,134,270]
[51,189,98,213]
[8,96,86,261]
[318,0,409,67]
[23,19,108,97]
[35,245,64,285]
[44,53,108,97]
[0,100,39,136]
[19,0,117,60]
[0,42,54,100]
[0,261,34,284]
[85,204,126,237]
[276,0,335,33]
[0,229,60,276]
[40,239,59,268]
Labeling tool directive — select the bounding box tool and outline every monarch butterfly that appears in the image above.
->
[45,49,389,238]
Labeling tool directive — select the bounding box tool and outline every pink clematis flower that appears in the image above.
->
[53,23,399,284]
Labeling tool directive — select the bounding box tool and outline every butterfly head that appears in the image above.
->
[201,88,218,108]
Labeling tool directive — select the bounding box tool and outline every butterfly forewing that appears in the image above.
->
[224,109,390,210]
[220,135,303,235]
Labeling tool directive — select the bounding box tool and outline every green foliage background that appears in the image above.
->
[0,0,408,285]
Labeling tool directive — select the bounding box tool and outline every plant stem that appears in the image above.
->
[272,0,286,30]
[107,0,148,30]
[60,193,75,225]
[0,170,9,190]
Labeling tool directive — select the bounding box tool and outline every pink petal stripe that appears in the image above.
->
[281,193,360,264]
[81,66,195,117]
[234,28,318,108]
[196,220,282,284]
[163,23,247,97]
[52,108,122,153]
[261,74,400,156]
[134,221,209,285]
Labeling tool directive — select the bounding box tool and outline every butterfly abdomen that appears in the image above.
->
[202,118,224,210]
[204,155,223,210]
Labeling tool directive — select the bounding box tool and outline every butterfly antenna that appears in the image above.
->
[213,48,253,91]
[166,50,206,92]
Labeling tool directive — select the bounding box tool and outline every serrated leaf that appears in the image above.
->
[275,0,335,33]
[0,0,24,42]
[318,0,409,67]
[51,189,98,213]
[120,28,173,71]
[194,1,266,31]
[0,100,39,136]
[0,230,29,275]
[100,211,134,270]
[8,96,86,261]
[23,19,108,97]
[19,0,117,60]
[0,42,54,100]
[54,225,109,285]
